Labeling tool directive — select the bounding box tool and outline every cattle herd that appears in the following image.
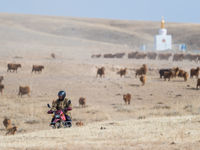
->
[0,63,45,97]
[1,57,200,136]
[92,51,200,62]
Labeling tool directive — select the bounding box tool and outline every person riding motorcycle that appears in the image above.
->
[49,90,72,126]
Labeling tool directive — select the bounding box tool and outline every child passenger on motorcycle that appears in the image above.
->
[49,91,72,125]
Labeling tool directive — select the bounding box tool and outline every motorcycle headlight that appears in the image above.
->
[55,115,60,119]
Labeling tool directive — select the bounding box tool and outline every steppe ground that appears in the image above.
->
[0,13,200,150]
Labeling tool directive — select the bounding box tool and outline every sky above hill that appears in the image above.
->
[0,0,199,23]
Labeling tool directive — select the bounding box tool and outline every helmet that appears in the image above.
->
[58,91,66,100]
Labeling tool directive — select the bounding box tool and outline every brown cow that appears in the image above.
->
[140,75,146,86]
[135,64,147,77]
[178,70,188,81]
[123,93,131,105]
[7,63,21,72]
[117,68,127,77]
[147,52,157,60]
[197,78,200,89]
[158,53,172,60]
[96,67,105,78]
[0,76,3,84]
[18,86,30,97]
[0,84,4,95]
[3,117,17,135]
[32,65,44,73]
[79,97,86,107]
[164,71,173,81]
[190,67,200,78]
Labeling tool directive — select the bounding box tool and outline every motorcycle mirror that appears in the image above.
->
[47,104,51,108]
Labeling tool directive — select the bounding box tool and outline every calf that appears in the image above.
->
[96,67,105,78]
[190,67,200,78]
[32,65,44,73]
[123,93,131,105]
[79,97,86,107]
[18,86,30,97]
[140,75,146,86]
[117,68,127,77]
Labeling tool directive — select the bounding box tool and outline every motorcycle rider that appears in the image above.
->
[49,90,72,127]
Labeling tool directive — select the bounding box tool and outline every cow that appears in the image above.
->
[18,86,30,97]
[123,93,131,105]
[79,97,86,107]
[163,71,173,81]
[3,117,17,135]
[159,69,171,78]
[135,64,147,77]
[96,67,105,78]
[7,63,21,72]
[173,53,184,61]
[147,52,157,60]
[183,72,189,81]
[0,84,4,95]
[0,76,3,84]
[114,53,125,58]
[190,67,200,78]
[178,70,188,81]
[140,75,146,86]
[117,68,127,77]
[158,53,172,60]
[197,78,200,89]
[32,65,44,73]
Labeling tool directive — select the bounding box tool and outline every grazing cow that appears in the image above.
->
[163,71,173,81]
[114,53,125,58]
[140,75,146,86]
[0,76,3,84]
[0,84,4,95]
[32,65,44,73]
[103,53,115,58]
[6,126,17,135]
[171,67,180,78]
[96,67,105,78]
[147,52,157,60]
[173,53,184,61]
[18,86,30,97]
[76,121,84,126]
[158,53,172,60]
[196,78,200,89]
[91,54,101,58]
[123,93,131,105]
[117,68,127,77]
[135,64,147,77]
[178,70,188,81]
[79,97,86,107]
[7,63,21,72]
[159,69,171,78]
[3,117,17,135]
[190,67,200,78]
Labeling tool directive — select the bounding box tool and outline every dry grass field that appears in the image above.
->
[0,13,200,150]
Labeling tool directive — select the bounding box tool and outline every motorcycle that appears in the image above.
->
[47,104,72,128]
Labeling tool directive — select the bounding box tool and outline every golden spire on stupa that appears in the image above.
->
[161,16,165,29]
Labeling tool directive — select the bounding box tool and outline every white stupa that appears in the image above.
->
[154,17,172,50]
